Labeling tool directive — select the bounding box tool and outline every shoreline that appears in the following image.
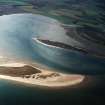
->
[33,37,105,59]
[0,74,84,87]
[33,38,88,54]
[0,62,84,87]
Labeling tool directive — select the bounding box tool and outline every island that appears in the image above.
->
[34,38,88,54]
[0,63,84,87]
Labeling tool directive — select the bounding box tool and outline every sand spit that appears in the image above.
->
[0,63,84,87]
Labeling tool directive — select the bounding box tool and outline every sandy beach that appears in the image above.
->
[0,63,84,87]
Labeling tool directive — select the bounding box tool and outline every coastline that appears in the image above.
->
[33,37,88,54]
[33,37,105,59]
[0,62,84,87]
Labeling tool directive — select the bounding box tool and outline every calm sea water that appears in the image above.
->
[0,76,105,105]
[0,14,105,74]
[0,14,105,105]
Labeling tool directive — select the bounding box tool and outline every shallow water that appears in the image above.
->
[0,14,104,105]
[0,14,105,74]
[0,1,105,105]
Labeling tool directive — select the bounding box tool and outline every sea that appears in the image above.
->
[0,75,105,105]
[0,14,104,105]
[0,14,105,74]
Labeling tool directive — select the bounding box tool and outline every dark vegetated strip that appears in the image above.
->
[38,39,88,54]
[0,66,41,77]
